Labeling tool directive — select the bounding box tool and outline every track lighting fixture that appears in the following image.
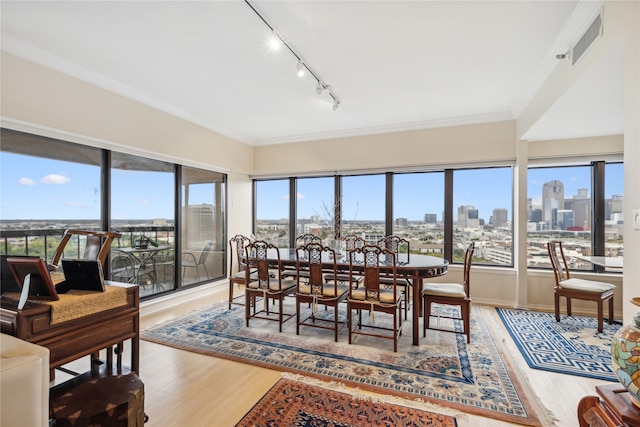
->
[244,0,341,111]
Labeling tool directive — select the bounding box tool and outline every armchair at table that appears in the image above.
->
[0,333,50,427]
[182,242,213,282]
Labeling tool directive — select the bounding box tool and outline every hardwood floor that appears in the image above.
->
[65,281,608,426]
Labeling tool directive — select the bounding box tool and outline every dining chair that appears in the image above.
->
[323,234,364,288]
[244,240,297,332]
[422,242,474,343]
[547,240,614,333]
[182,241,213,282]
[347,244,403,352]
[377,235,412,319]
[295,242,349,342]
[50,229,121,271]
[281,233,322,281]
[228,234,257,309]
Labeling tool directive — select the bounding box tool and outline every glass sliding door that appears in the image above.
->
[110,152,175,296]
[181,167,226,286]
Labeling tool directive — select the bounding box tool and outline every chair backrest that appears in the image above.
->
[296,242,338,295]
[377,235,410,263]
[462,242,475,294]
[51,229,121,269]
[349,244,398,303]
[547,240,570,285]
[295,233,321,247]
[343,234,365,251]
[110,249,137,283]
[229,234,251,275]
[198,242,213,266]
[245,240,285,290]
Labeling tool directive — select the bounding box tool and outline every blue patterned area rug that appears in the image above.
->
[142,302,549,426]
[496,307,621,382]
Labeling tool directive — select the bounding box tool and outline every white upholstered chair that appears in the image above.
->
[1,333,50,427]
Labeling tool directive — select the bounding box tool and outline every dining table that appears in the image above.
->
[116,245,170,285]
[258,248,449,345]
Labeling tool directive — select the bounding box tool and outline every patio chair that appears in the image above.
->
[182,242,213,282]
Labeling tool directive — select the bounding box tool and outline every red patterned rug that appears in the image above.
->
[236,378,458,427]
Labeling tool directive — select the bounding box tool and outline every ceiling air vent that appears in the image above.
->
[572,12,603,67]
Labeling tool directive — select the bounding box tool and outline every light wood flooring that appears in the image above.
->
[62,281,608,426]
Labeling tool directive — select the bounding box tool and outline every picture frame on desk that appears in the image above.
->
[6,257,59,302]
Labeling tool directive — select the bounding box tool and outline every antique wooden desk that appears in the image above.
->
[577,384,640,426]
[0,281,139,374]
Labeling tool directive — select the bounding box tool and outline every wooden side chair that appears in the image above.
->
[547,240,614,333]
[323,234,364,288]
[422,242,474,343]
[50,229,121,271]
[295,242,349,341]
[347,244,403,352]
[281,233,322,281]
[377,235,412,319]
[228,234,256,309]
[244,240,296,332]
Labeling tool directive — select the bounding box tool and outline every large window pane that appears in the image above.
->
[0,131,101,262]
[296,177,334,245]
[341,174,385,242]
[527,166,591,269]
[393,172,444,258]
[110,153,175,297]
[182,167,226,287]
[605,163,623,257]
[255,179,290,247]
[453,168,513,265]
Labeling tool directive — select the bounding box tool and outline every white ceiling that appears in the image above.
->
[0,0,622,146]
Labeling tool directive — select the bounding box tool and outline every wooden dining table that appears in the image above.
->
[259,248,449,345]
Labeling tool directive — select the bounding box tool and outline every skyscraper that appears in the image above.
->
[542,180,564,228]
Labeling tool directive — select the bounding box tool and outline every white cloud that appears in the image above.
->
[297,192,305,200]
[138,198,150,204]
[19,177,35,186]
[41,174,70,184]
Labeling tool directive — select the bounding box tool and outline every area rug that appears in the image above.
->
[236,377,458,427]
[142,302,551,426]
[496,307,621,382]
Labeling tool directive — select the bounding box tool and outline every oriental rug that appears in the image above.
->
[142,302,551,426]
[235,377,458,427]
[496,307,620,382]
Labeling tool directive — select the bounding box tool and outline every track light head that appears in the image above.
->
[296,60,305,77]
[332,100,340,111]
[269,31,281,50]
[316,82,325,95]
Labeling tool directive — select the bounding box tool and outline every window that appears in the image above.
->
[393,172,444,258]
[255,179,290,247]
[526,162,622,271]
[0,130,102,261]
[296,176,335,244]
[452,168,513,265]
[341,174,385,242]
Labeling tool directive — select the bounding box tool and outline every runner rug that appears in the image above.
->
[142,302,550,426]
[496,307,620,382]
[235,377,458,427]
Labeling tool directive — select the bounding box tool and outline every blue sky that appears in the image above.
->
[1,152,624,222]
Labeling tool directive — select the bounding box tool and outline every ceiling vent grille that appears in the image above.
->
[571,12,603,67]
